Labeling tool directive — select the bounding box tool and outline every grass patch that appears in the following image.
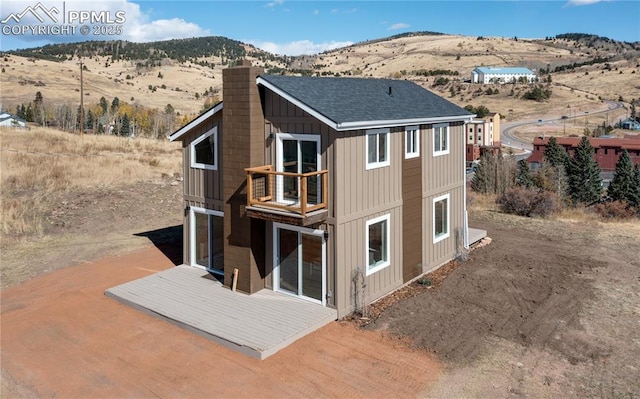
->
[1,126,182,238]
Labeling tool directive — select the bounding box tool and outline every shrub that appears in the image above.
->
[498,187,561,217]
[593,201,636,219]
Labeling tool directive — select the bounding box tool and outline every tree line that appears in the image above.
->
[471,137,640,218]
[14,91,191,139]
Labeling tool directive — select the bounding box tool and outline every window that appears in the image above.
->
[190,126,217,170]
[366,128,390,169]
[433,193,450,243]
[405,125,419,159]
[433,124,449,156]
[190,207,224,273]
[366,214,390,275]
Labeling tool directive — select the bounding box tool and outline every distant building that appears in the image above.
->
[471,67,536,84]
[620,118,640,131]
[0,112,27,128]
[465,112,501,162]
[527,135,640,172]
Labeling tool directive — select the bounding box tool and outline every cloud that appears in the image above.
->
[388,23,410,30]
[246,39,354,56]
[105,1,210,42]
[125,18,210,42]
[0,0,210,47]
[266,0,285,8]
[565,0,608,5]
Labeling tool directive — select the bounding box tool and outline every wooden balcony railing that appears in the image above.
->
[245,165,328,217]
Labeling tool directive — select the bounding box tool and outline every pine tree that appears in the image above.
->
[111,97,120,113]
[607,150,635,203]
[516,159,534,188]
[628,165,640,209]
[99,96,108,115]
[120,114,130,136]
[85,109,94,130]
[567,136,602,205]
[471,152,496,194]
[543,136,568,168]
[24,103,34,122]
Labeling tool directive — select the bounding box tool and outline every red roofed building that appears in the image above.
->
[528,135,640,171]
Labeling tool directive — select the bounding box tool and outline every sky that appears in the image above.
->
[0,0,639,55]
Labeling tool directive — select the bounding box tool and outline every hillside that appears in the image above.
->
[1,33,638,133]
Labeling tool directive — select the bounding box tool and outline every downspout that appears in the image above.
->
[463,118,472,249]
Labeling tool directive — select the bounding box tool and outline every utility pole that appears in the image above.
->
[78,58,84,136]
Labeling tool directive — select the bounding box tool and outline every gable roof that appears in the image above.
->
[168,101,223,142]
[257,75,473,131]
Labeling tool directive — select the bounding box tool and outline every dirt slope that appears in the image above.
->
[369,211,640,398]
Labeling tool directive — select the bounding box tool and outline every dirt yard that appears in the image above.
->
[2,127,640,398]
[369,211,640,398]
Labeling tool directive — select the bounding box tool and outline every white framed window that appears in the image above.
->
[190,126,217,170]
[433,123,449,156]
[366,214,390,275]
[405,125,419,159]
[433,193,450,243]
[189,207,224,273]
[366,128,390,170]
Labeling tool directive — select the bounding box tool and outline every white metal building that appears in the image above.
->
[471,67,536,84]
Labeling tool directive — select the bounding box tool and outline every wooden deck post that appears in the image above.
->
[300,176,307,216]
[246,171,254,206]
[322,171,328,209]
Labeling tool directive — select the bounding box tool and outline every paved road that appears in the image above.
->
[501,100,625,153]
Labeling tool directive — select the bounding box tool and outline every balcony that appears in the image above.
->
[245,165,328,226]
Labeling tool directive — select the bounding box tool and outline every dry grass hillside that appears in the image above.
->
[305,35,639,121]
[2,34,638,124]
[0,126,183,287]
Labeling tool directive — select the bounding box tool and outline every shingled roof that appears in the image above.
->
[257,75,473,131]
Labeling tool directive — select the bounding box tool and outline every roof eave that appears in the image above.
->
[334,114,475,131]
[168,102,223,142]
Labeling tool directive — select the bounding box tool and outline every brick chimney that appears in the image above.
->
[222,60,266,294]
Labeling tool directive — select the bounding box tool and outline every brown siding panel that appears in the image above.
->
[422,122,466,272]
[402,153,422,283]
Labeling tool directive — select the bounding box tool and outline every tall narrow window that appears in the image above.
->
[433,124,449,156]
[405,125,419,159]
[366,214,391,275]
[433,193,450,243]
[190,126,217,170]
[366,128,390,169]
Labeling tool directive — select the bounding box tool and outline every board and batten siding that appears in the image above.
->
[422,122,466,271]
[181,115,223,203]
[264,90,338,221]
[333,127,404,317]
[402,132,423,283]
[263,91,338,308]
[180,114,224,265]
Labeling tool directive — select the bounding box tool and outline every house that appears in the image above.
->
[471,66,536,84]
[620,118,640,131]
[169,61,475,318]
[465,112,501,162]
[528,135,640,171]
[0,112,27,128]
